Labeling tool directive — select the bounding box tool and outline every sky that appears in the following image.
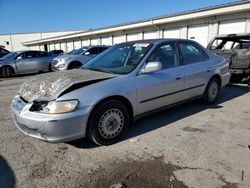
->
[0,0,238,34]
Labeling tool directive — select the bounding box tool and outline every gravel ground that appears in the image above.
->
[0,75,250,188]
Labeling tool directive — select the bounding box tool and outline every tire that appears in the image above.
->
[48,63,52,72]
[1,66,14,78]
[68,62,82,69]
[202,77,220,105]
[87,100,130,146]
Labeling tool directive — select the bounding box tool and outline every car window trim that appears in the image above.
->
[146,41,181,69]
[177,41,209,65]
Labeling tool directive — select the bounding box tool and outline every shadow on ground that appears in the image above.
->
[0,155,16,188]
[69,84,250,149]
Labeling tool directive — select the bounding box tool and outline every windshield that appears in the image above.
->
[83,42,152,75]
[66,47,87,55]
[1,52,20,59]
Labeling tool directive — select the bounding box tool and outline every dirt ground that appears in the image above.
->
[0,74,250,188]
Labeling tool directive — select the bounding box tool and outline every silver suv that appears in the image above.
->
[51,46,109,71]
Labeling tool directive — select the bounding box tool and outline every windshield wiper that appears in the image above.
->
[87,67,114,74]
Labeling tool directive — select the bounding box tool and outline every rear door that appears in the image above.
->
[178,41,210,100]
[137,42,185,114]
[34,51,51,71]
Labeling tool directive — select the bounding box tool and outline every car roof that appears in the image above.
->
[118,38,199,45]
[214,33,250,39]
[14,50,45,53]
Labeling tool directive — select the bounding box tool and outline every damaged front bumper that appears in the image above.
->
[11,95,91,142]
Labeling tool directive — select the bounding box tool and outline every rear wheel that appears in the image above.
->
[1,66,14,78]
[203,77,220,104]
[87,100,129,145]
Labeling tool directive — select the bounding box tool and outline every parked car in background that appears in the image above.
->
[48,50,64,57]
[51,45,110,71]
[207,33,250,83]
[11,39,230,145]
[0,47,10,58]
[0,50,53,77]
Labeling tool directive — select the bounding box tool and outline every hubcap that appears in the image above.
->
[208,82,218,101]
[98,108,124,139]
[5,68,12,76]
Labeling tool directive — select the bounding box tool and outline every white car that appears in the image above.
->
[51,46,109,70]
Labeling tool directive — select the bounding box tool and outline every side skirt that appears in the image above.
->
[134,95,203,121]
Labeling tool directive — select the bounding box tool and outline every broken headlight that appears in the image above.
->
[30,100,79,114]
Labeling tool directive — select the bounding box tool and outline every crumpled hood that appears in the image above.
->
[19,69,116,102]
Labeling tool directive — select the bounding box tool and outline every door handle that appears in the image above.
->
[207,67,212,72]
[175,75,182,80]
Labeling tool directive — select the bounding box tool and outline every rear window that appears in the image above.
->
[210,37,250,50]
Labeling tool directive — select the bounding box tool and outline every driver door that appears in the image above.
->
[136,42,185,114]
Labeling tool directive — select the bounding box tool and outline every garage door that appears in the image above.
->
[29,46,40,50]
[55,43,60,50]
[73,41,81,49]
[49,44,55,51]
[127,33,139,42]
[101,37,111,45]
[60,43,67,52]
[143,31,158,39]
[219,20,246,35]
[91,38,100,45]
[81,39,90,46]
[163,28,180,39]
[188,25,209,47]
[113,35,125,45]
[66,42,73,51]
[39,45,44,51]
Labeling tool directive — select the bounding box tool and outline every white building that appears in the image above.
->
[0,30,84,52]
[3,1,250,52]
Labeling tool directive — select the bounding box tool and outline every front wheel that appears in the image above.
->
[87,100,130,145]
[1,66,14,78]
[202,77,220,105]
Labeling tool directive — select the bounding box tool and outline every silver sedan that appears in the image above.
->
[0,50,53,77]
[11,39,230,145]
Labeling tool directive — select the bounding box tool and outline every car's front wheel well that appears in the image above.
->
[87,96,134,129]
[68,61,82,69]
[0,65,15,77]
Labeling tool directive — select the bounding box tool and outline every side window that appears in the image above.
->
[37,51,48,57]
[23,51,36,59]
[87,47,99,55]
[147,43,179,69]
[179,42,207,64]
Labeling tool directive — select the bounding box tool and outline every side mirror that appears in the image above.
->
[16,56,22,60]
[84,51,90,56]
[140,61,162,74]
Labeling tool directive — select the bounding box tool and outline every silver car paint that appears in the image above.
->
[52,46,109,71]
[11,39,230,142]
[0,50,53,75]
